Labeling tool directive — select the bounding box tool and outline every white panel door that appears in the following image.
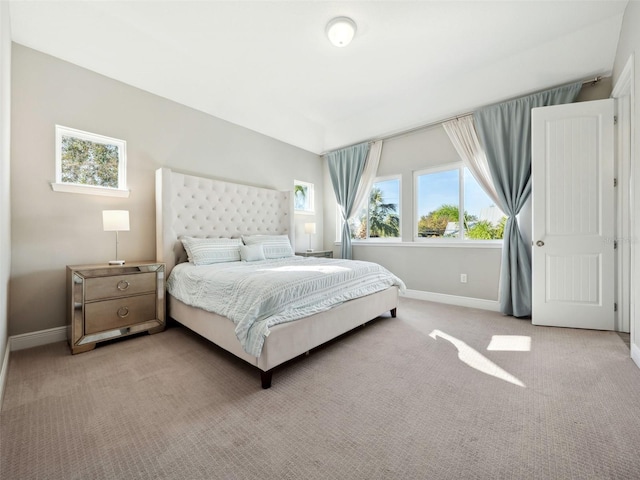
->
[531,99,615,330]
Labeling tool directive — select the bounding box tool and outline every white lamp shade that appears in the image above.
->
[304,222,317,235]
[326,17,357,47]
[103,210,130,231]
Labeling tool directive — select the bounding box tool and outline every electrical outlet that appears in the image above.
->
[460,274,467,283]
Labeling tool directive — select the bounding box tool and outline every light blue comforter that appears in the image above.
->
[167,256,406,357]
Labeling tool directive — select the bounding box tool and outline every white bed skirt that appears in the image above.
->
[168,286,399,374]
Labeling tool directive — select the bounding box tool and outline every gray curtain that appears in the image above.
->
[327,142,371,259]
[473,82,582,317]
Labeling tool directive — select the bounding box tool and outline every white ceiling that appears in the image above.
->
[8,0,628,154]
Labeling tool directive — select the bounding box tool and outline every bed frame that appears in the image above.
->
[155,168,399,388]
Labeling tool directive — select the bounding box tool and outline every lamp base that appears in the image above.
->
[108,260,125,265]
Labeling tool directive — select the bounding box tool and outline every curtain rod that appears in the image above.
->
[321,76,603,156]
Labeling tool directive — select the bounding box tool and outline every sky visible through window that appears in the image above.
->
[374,178,400,208]
[376,168,499,220]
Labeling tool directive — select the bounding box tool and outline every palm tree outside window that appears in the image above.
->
[294,180,314,213]
[348,176,401,240]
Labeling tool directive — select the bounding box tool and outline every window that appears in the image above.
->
[347,176,401,240]
[415,164,505,241]
[294,180,314,214]
[52,125,128,197]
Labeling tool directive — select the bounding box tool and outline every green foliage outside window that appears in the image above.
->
[418,204,505,239]
[352,186,399,239]
[418,204,469,237]
[294,184,306,201]
[466,217,506,240]
[61,136,120,188]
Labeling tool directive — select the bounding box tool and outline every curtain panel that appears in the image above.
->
[351,140,383,217]
[442,115,500,207]
[327,142,371,259]
[473,81,583,317]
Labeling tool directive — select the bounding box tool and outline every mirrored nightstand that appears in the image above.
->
[67,261,165,354]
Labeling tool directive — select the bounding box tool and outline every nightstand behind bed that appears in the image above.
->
[296,250,333,258]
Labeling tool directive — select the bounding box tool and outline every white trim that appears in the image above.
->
[613,92,632,333]
[401,288,500,311]
[612,53,637,363]
[632,343,640,369]
[346,241,502,249]
[51,182,130,197]
[612,55,634,98]
[54,124,127,194]
[0,341,10,409]
[9,326,67,351]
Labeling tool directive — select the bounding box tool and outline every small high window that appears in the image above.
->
[294,180,314,214]
[52,125,129,197]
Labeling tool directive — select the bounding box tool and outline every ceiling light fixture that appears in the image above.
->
[326,16,357,48]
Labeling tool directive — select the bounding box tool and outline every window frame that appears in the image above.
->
[337,174,402,243]
[293,179,315,215]
[414,163,503,244]
[51,125,129,197]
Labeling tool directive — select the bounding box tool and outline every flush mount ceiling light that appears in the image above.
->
[326,16,357,47]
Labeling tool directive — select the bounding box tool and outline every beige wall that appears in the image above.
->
[10,44,322,336]
[323,124,502,301]
[613,0,640,365]
[0,3,11,373]
[575,76,612,102]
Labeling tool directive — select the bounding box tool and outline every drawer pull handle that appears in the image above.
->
[117,280,130,291]
[117,306,130,318]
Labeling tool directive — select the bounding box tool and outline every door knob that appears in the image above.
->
[536,240,545,247]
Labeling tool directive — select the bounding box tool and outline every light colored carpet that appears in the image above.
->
[2,297,640,479]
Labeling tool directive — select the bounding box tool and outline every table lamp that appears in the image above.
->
[103,210,130,265]
[304,222,316,252]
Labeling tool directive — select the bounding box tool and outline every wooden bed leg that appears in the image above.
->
[391,308,397,318]
[261,370,273,389]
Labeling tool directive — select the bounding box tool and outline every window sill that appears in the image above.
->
[336,240,502,249]
[51,183,130,198]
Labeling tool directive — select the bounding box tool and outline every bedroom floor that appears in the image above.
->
[618,331,631,349]
[2,298,640,480]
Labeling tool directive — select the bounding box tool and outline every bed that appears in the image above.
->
[156,167,403,388]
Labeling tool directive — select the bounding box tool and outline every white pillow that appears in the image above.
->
[242,234,293,259]
[240,244,266,262]
[180,237,241,265]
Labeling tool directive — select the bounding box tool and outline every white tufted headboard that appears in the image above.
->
[156,168,294,275]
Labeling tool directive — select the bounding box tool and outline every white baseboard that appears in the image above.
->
[632,342,640,369]
[401,289,501,312]
[0,341,10,409]
[10,326,67,351]
[3,294,498,354]
[1,327,67,411]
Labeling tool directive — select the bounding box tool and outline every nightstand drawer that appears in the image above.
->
[85,272,156,301]
[84,294,157,334]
